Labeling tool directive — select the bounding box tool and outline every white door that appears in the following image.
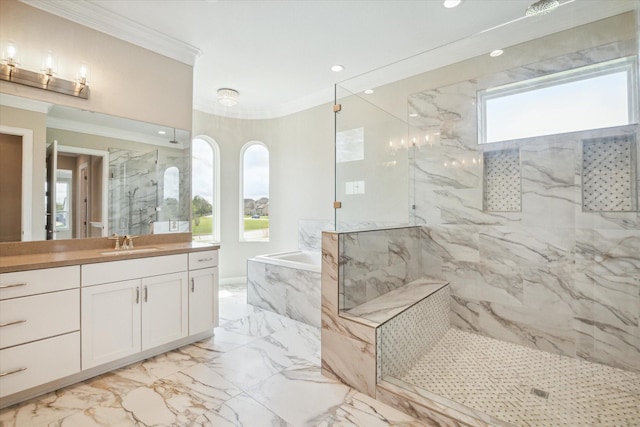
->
[188,267,218,335]
[141,272,188,350]
[81,280,141,369]
[45,140,58,240]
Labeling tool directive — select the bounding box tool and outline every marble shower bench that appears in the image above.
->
[321,228,475,426]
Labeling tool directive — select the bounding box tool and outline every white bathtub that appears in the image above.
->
[251,251,321,273]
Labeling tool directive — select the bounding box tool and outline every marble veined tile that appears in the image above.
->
[298,219,334,253]
[246,365,353,426]
[199,392,292,426]
[315,391,424,427]
[344,278,448,325]
[53,405,137,426]
[220,310,299,338]
[110,350,199,386]
[575,228,640,277]
[0,383,116,427]
[120,386,176,425]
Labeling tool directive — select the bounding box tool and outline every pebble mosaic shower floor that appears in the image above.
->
[398,328,640,426]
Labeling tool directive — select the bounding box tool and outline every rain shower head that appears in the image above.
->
[169,128,179,144]
[525,0,559,17]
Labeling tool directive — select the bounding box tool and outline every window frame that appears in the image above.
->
[191,135,220,242]
[239,140,270,243]
[477,56,639,144]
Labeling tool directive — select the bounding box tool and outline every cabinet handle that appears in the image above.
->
[0,319,27,328]
[136,287,140,304]
[0,283,27,289]
[0,367,27,377]
[191,277,195,292]
[198,258,213,262]
[144,285,148,302]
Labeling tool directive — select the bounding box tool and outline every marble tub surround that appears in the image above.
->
[0,283,429,427]
[247,257,321,327]
[0,233,217,273]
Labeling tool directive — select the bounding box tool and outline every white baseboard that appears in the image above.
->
[220,276,247,285]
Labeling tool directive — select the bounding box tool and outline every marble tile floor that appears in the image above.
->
[0,282,427,427]
[398,328,640,427]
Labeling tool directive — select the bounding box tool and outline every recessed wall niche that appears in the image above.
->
[582,135,637,212]
[483,149,521,212]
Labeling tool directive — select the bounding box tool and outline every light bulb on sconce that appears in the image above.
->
[41,51,58,76]
[4,42,17,68]
[77,63,90,85]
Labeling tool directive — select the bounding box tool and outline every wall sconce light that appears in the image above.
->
[0,44,90,99]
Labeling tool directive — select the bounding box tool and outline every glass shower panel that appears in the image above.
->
[109,148,159,236]
[334,85,412,231]
[334,2,639,426]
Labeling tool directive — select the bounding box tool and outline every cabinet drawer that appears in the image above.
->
[0,266,80,300]
[0,289,79,349]
[188,250,218,270]
[82,254,188,286]
[0,332,80,398]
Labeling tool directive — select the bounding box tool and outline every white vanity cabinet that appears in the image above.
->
[81,255,189,370]
[0,266,81,399]
[188,250,219,335]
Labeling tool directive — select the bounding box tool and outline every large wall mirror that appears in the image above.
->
[0,93,191,242]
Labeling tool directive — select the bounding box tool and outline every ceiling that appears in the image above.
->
[22,0,638,120]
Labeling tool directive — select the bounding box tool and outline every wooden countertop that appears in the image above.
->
[0,241,220,274]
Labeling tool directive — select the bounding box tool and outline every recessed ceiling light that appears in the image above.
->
[331,64,345,72]
[409,113,418,117]
[158,130,166,135]
[490,49,504,57]
[443,0,461,8]
[364,89,374,94]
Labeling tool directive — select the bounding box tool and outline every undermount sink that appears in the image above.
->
[100,247,161,256]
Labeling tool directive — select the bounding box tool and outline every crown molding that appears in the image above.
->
[19,0,201,66]
[0,92,52,114]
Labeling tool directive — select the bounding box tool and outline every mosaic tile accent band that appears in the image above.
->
[379,286,450,380]
[582,135,636,212]
[483,149,521,212]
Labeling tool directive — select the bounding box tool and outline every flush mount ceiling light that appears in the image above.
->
[330,64,345,72]
[525,0,559,16]
[217,88,239,106]
[443,0,462,8]
[490,49,504,57]
[364,89,374,94]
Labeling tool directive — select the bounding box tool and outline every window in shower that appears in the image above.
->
[240,141,269,242]
[478,56,638,144]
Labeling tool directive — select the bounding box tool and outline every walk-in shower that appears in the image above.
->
[329,2,639,426]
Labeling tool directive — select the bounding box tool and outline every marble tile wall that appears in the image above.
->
[109,148,159,236]
[409,40,640,372]
[298,219,334,252]
[338,226,423,310]
[247,259,321,327]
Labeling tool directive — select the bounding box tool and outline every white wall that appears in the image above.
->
[193,103,334,279]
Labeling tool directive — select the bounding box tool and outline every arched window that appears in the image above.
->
[192,136,220,242]
[240,141,269,242]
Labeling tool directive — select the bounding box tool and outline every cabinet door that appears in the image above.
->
[189,267,218,335]
[81,280,141,369]
[141,272,188,350]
